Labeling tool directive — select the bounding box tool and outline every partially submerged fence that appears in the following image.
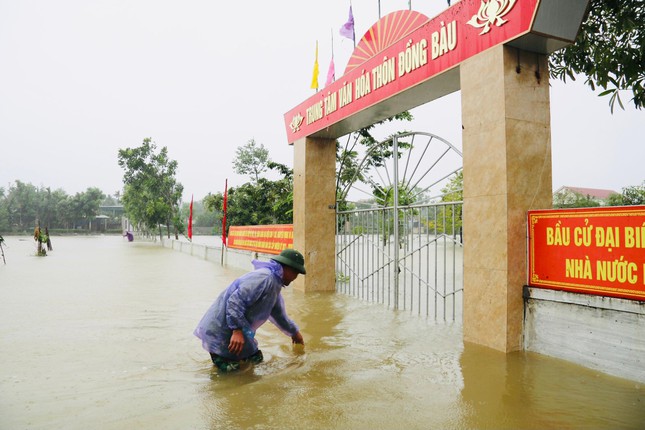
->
[336,201,463,321]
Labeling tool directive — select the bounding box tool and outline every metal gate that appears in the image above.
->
[335,132,463,321]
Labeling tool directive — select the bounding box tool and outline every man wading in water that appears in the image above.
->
[194,249,306,372]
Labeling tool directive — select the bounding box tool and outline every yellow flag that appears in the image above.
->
[310,40,319,90]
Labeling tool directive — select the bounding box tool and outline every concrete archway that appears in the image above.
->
[284,1,589,352]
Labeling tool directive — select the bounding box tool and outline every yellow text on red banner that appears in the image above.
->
[227,224,293,255]
[528,206,645,301]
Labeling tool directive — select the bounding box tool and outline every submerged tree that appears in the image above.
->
[117,138,184,240]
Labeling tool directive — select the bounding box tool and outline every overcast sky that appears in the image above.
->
[1,0,644,202]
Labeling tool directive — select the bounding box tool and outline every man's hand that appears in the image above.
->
[291,331,305,346]
[228,329,245,355]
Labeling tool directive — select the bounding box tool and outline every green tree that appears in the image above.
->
[549,0,645,111]
[6,181,39,229]
[373,183,419,246]
[233,139,269,183]
[0,187,9,232]
[553,190,601,208]
[372,183,417,207]
[336,112,414,211]
[606,193,625,207]
[205,115,413,233]
[204,163,293,234]
[74,187,106,229]
[202,192,224,235]
[118,138,184,240]
[265,161,294,222]
[0,181,113,232]
[608,181,645,206]
[187,199,217,232]
[622,182,645,205]
[102,194,120,206]
[440,170,463,203]
[437,170,463,239]
[57,195,75,230]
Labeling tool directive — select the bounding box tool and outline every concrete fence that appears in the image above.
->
[160,236,645,384]
[524,286,645,384]
[160,237,272,272]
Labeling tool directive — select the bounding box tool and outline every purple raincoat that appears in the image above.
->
[194,259,299,360]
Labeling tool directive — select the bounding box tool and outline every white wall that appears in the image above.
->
[524,287,645,384]
[161,238,273,272]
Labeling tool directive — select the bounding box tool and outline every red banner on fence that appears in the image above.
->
[528,206,645,301]
[227,224,293,255]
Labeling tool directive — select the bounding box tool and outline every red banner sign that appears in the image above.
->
[528,206,645,301]
[227,224,293,255]
[284,0,539,143]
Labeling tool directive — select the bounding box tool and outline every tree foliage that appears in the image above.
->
[177,199,218,233]
[204,161,293,234]
[621,182,645,205]
[549,0,645,111]
[607,181,645,206]
[206,114,418,235]
[553,190,602,208]
[117,138,183,240]
[373,183,418,207]
[434,170,463,238]
[233,139,270,183]
[0,181,107,232]
[336,111,414,210]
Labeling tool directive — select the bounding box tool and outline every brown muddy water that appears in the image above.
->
[0,235,643,430]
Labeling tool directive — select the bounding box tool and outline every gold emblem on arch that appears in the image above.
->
[290,113,304,133]
[467,0,518,35]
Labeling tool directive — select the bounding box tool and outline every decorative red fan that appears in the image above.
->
[344,10,429,75]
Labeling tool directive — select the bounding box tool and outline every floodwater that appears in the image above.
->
[1,235,643,430]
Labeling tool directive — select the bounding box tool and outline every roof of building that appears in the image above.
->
[554,186,619,200]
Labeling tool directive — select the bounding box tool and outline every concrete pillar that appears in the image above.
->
[460,45,553,352]
[292,136,337,292]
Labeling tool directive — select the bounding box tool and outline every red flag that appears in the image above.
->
[188,194,193,240]
[222,179,228,246]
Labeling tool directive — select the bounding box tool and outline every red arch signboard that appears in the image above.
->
[284,0,589,143]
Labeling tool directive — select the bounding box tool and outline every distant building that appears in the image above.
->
[553,186,619,207]
[99,205,125,217]
[97,205,125,232]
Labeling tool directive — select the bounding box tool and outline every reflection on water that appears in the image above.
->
[1,236,643,430]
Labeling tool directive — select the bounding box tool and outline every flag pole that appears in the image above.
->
[352,18,356,48]
[188,194,193,242]
[327,28,335,86]
[221,179,228,266]
[351,1,356,47]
